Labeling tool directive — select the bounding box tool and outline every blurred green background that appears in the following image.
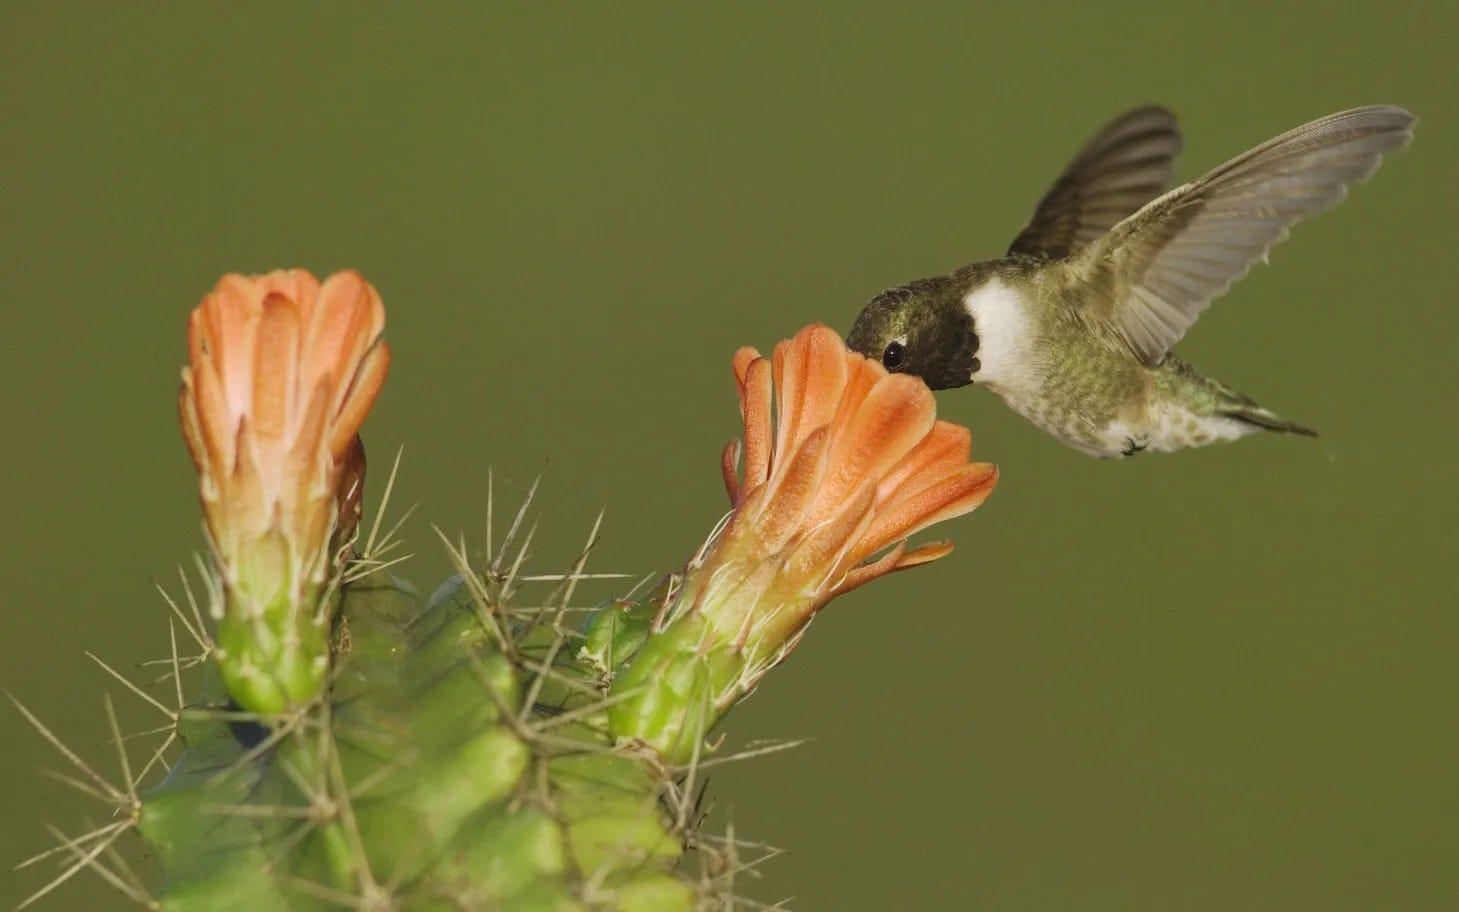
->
[3,3,1455,909]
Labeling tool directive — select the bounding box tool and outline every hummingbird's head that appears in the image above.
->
[846,279,980,390]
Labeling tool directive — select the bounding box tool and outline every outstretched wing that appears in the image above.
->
[1007,106,1182,261]
[1068,105,1416,365]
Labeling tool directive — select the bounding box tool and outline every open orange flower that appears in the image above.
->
[178,269,389,712]
[610,324,996,760]
[713,324,997,643]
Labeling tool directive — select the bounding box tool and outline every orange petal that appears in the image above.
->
[830,540,956,600]
[227,416,269,541]
[327,339,391,458]
[895,539,957,567]
[828,540,909,601]
[732,346,760,392]
[849,463,997,567]
[206,275,262,411]
[807,373,934,525]
[739,357,773,493]
[177,376,206,473]
[287,378,333,500]
[721,438,741,505]
[785,480,877,590]
[825,352,885,448]
[309,270,383,419]
[256,269,320,316]
[191,353,236,478]
[752,426,830,554]
[251,292,302,453]
[876,420,971,507]
[186,298,210,374]
[771,325,846,472]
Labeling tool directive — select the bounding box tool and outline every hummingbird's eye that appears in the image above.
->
[881,341,906,371]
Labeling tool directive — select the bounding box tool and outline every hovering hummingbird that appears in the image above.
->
[846,105,1415,457]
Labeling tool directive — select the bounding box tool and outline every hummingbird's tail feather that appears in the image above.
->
[1219,402,1318,437]
[1156,357,1318,446]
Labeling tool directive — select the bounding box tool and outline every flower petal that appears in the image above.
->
[807,373,935,526]
[850,463,998,567]
[738,357,773,495]
[308,270,383,421]
[825,352,886,448]
[829,540,909,600]
[770,325,846,475]
[189,352,236,477]
[831,540,957,600]
[732,346,760,391]
[327,339,391,458]
[721,438,741,505]
[251,292,303,455]
[205,275,261,417]
[876,420,971,507]
[785,480,877,592]
[894,540,957,569]
[752,426,830,554]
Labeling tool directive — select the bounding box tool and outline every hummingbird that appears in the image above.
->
[846,105,1415,457]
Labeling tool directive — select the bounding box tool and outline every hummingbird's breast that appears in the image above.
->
[966,274,1146,456]
[995,347,1149,457]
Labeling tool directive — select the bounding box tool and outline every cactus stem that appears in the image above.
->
[319,712,383,896]
[576,803,671,901]
[200,703,314,789]
[286,874,381,908]
[25,477,774,909]
[671,689,711,833]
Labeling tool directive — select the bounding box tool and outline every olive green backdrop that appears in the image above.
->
[2,3,1454,910]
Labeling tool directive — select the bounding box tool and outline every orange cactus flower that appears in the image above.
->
[610,323,996,760]
[713,324,997,644]
[178,269,389,712]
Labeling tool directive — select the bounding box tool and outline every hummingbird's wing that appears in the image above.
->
[1007,106,1182,261]
[1068,105,1416,366]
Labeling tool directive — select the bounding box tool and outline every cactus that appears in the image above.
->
[13,271,997,910]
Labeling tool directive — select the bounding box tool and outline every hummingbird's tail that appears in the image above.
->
[1218,400,1318,437]
[1157,356,1318,443]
